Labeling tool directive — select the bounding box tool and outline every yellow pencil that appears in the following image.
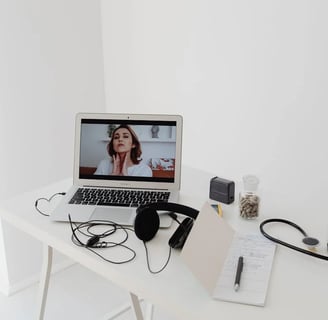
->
[217,203,223,217]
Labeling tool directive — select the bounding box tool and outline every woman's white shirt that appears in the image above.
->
[94,158,152,177]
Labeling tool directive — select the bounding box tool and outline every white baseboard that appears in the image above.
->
[1,258,76,296]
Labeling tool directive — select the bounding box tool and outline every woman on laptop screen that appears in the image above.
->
[94,124,152,177]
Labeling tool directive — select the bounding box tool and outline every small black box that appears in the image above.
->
[209,176,235,204]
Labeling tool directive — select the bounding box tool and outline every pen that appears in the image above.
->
[234,256,244,291]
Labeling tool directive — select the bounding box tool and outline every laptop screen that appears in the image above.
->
[79,118,179,183]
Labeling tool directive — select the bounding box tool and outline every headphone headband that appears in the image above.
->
[136,202,199,219]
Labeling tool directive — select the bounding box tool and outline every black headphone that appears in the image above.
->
[134,202,199,249]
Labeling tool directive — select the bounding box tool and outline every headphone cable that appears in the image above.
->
[68,214,137,264]
[143,241,172,274]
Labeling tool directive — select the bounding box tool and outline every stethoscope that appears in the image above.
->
[259,218,328,261]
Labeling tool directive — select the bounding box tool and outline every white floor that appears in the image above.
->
[0,264,178,320]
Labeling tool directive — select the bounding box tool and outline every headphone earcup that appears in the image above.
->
[168,217,194,249]
[134,207,160,242]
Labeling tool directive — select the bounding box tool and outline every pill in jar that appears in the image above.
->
[239,175,260,219]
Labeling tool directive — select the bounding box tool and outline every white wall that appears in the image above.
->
[0,0,105,294]
[100,0,328,218]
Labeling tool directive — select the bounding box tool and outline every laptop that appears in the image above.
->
[50,113,183,227]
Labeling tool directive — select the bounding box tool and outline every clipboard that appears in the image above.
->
[180,202,276,306]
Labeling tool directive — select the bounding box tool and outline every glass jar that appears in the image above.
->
[239,175,260,219]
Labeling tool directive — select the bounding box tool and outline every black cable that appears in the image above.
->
[34,192,66,216]
[68,215,136,264]
[35,192,175,271]
[168,212,181,225]
[141,213,182,273]
[143,241,172,274]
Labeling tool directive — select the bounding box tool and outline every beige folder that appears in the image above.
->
[180,201,235,294]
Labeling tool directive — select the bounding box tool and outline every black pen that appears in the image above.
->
[234,256,244,291]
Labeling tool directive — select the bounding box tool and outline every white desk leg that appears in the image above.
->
[129,293,144,320]
[144,300,154,320]
[36,244,53,320]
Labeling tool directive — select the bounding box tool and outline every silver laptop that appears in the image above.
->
[50,113,183,227]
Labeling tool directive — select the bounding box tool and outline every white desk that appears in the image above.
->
[1,166,328,320]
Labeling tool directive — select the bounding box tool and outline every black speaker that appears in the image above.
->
[134,202,199,249]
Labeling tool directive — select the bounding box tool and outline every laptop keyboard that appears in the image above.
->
[69,188,170,207]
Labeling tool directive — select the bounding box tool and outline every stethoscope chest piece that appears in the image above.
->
[302,237,320,250]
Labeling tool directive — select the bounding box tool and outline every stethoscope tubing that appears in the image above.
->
[259,218,328,261]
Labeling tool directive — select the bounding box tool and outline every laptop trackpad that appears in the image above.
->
[91,207,133,225]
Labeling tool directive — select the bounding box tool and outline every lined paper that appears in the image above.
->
[213,233,276,306]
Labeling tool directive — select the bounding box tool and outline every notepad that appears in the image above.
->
[181,202,276,307]
[213,233,276,306]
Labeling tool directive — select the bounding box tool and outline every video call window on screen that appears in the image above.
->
[79,119,177,183]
